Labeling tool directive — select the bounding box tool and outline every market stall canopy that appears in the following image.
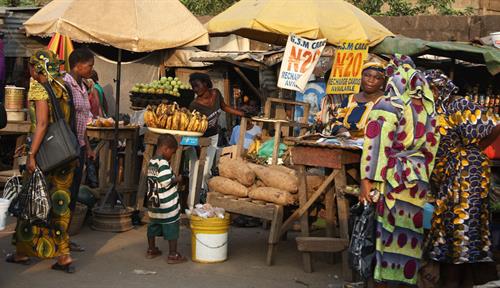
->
[206,0,393,47]
[23,0,209,52]
[372,36,500,75]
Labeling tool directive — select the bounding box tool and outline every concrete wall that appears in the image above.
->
[374,15,500,41]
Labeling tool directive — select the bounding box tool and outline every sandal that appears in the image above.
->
[146,248,162,259]
[5,254,31,265]
[167,252,187,264]
[51,262,76,274]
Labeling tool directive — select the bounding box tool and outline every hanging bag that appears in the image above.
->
[348,202,376,280]
[35,81,79,172]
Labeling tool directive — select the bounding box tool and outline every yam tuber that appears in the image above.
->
[249,164,298,193]
[249,187,297,206]
[208,176,249,197]
[218,158,255,186]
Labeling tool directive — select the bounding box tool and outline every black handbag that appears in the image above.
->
[35,82,79,172]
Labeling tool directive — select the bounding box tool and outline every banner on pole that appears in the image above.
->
[326,41,369,95]
[277,34,326,92]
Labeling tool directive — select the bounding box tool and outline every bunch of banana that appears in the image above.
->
[143,102,209,134]
[247,138,262,155]
[144,105,158,128]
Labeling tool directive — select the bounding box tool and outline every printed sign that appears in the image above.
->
[180,136,199,146]
[326,41,369,94]
[278,34,326,92]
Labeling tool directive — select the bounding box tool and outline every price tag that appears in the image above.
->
[180,136,199,146]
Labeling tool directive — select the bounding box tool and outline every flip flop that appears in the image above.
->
[146,248,162,259]
[5,254,31,265]
[51,262,76,274]
[167,253,187,264]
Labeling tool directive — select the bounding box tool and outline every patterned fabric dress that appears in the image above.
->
[361,55,439,286]
[13,50,75,259]
[429,98,496,264]
[329,94,378,138]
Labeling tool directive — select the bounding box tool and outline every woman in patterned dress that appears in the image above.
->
[425,70,500,288]
[6,49,76,273]
[359,55,440,287]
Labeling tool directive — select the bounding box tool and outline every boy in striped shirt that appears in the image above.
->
[146,134,186,264]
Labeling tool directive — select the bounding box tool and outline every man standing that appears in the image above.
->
[63,48,96,251]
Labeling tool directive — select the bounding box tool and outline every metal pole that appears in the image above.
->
[100,48,125,209]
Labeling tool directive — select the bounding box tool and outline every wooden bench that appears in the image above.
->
[207,192,284,265]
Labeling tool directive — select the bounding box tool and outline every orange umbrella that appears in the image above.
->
[47,32,74,73]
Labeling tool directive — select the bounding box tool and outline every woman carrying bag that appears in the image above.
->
[6,50,78,273]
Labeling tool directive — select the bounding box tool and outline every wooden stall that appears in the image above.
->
[135,130,211,211]
[0,121,30,184]
[282,138,361,281]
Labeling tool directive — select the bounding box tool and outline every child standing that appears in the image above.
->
[146,134,186,264]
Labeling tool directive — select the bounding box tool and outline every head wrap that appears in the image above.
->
[29,49,64,78]
[423,69,458,114]
[384,54,435,115]
[362,62,385,74]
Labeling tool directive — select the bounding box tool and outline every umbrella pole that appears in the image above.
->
[100,48,125,209]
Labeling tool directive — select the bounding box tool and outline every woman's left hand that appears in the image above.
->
[27,155,37,174]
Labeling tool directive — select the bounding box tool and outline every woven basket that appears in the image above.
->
[68,202,88,236]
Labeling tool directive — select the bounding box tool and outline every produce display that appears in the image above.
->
[87,117,115,127]
[210,158,302,205]
[143,103,208,133]
[131,76,191,97]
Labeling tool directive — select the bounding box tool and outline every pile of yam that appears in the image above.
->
[210,159,324,206]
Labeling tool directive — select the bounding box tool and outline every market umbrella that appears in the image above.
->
[47,33,74,72]
[207,0,393,46]
[24,0,209,213]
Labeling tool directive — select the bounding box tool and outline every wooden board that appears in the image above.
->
[207,192,277,221]
[148,127,203,136]
[296,237,348,253]
[291,145,360,169]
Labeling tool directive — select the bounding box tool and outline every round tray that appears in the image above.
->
[148,127,203,136]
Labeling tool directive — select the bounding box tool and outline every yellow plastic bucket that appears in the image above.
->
[190,213,230,263]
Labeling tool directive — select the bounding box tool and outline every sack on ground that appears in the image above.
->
[208,176,249,197]
[248,187,297,205]
[348,202,376,280]
[218,158,255,186]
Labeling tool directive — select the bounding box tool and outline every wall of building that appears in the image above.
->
[374,15,500,41]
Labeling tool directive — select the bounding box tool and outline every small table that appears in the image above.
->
[135,130,211,210]
[0,121,30,176]
[86,126,140,204]
[281,138,361,281]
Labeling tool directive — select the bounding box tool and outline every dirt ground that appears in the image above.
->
[0,217,343,288]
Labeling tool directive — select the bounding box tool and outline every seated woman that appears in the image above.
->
[324,62,386,138]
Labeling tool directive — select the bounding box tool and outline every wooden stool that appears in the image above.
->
[207,192,284,265]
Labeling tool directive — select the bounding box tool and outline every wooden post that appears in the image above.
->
[272,121,281,165]
[235,117,247,159]
[297,165,312,272]
[335,166,353,282]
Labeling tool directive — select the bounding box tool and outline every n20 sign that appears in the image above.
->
[326,41,369,94]
[278,34,326,92]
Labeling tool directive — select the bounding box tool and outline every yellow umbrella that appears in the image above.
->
[24,0,209,52]
[47,33,74,72]
[207,0,393,46]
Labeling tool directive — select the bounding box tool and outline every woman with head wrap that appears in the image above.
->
[359,55,440,286]
[425,70,500,288]
[6,49,76,273]
[323,61,386,138]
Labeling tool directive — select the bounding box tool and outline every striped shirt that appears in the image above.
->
[147,156,179,224]
[63,73,91,147]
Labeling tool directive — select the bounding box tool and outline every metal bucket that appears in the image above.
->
[5,86,25,109]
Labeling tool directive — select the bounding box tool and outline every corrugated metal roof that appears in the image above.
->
[1,8,45,57]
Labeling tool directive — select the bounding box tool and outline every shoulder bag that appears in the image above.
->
[35,82,80,172]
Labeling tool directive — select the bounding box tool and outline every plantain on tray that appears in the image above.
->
[143,102,208,134]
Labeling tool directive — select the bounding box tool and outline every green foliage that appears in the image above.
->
[348,0,474,16]
[179,0,239,16]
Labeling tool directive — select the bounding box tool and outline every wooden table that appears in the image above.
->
[281,138,361,281]
[135,130,210,210]
[86,126,140,204]
[0,121,30,177]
